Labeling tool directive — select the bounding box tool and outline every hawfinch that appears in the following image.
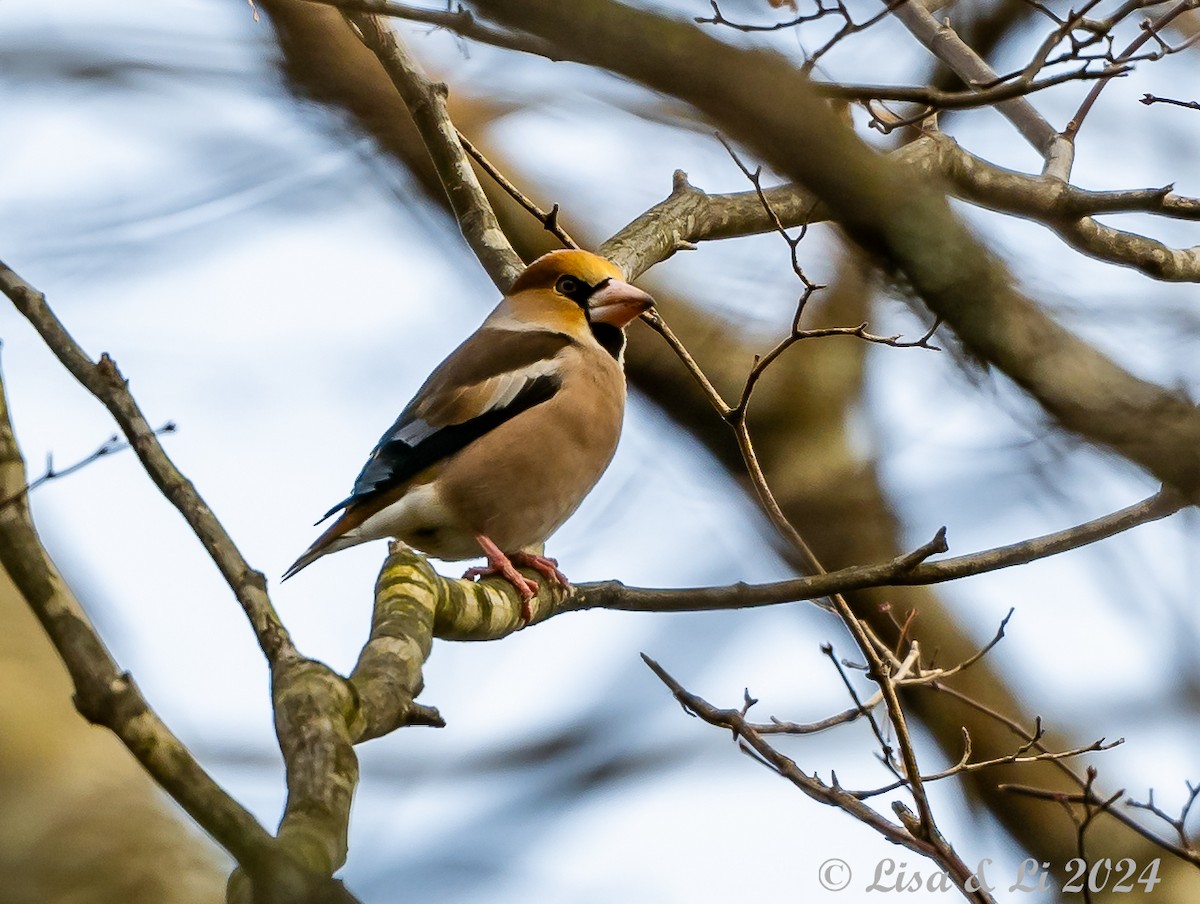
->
[284,249,653,617]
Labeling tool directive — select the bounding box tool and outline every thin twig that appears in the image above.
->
[315,0,558,58]
[638,308,732,418]
[854,732,1119,800]
[1127,783,1200,849]
[642,654,997,903]
[823,642,902,778]
[0,422,176,511]
[818,63,1131,110]
[936,683,1200,868]
[1141,93,1200,111]
[1066,0,1200,142]
[1004,782,1200,866]
[456,128,580,249]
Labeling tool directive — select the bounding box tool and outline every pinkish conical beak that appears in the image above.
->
[589,279,654,327]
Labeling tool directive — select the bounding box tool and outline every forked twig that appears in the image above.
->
[456,128,581,250]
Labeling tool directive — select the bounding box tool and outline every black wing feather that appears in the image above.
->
[319,372,561,520]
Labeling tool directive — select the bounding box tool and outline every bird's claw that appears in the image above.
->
[466,535,572,624]
[462,560,540,622]
[509,552,571,591]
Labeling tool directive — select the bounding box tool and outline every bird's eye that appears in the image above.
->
[556,275,581,297]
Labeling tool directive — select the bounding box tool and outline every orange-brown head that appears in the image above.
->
[501,250,654,343]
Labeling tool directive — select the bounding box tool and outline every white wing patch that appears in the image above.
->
[395,355,565,447]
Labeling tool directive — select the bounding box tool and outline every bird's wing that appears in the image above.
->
[319,328,573,520]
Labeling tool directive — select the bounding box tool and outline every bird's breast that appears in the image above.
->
[435,348,626,552]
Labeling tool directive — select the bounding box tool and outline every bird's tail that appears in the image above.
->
[282,517,367,581]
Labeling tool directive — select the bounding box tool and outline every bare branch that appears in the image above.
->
[1003,781,1200,867]
[878,0,1066,165]
[855,732,1120,800]
[817,63,1131,110]
[1066,0,1200,143]
[0,359,354,903]
[0,261,296,666]
[314,0,557,58]
[568,487,1180,613]
[638,306,732,418]
[697,0,905,71]
[348,545,446,740]
[1127,783,1200,849]
[456,128,580,250]
[1141,92,1200,111]
[340,14,524,289]
[601,139,1200,291]
[0,422,176,511]
[641,654,998,903]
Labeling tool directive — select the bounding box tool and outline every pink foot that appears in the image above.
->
[463,535,541,622]
[509,552,571,591]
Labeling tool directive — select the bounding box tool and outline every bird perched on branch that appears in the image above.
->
[284,249,654,619]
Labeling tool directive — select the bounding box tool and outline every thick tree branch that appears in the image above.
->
[269,660,360,881]
[604,136,1200,285]
[925,133,1200,281]
[348,551,445,740]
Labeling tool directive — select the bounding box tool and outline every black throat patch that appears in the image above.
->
[590,322,625,360]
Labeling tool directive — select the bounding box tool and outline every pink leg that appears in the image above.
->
[462,534,540,621]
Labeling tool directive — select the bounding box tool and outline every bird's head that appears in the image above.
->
[503,250,654,344]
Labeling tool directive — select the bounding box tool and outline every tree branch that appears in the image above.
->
[0,358,354,904]
[641,654,997,903]
[0,260,429,899]
[331,487,1180,626]
[0,261,296,668]
[817,63,1130,110]
[470,0,1200,497]
[877,0,1073,175]
[340,14,524,289]
[314,0,558,58]
[0,423,176,511]
[601,135,1200,286]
